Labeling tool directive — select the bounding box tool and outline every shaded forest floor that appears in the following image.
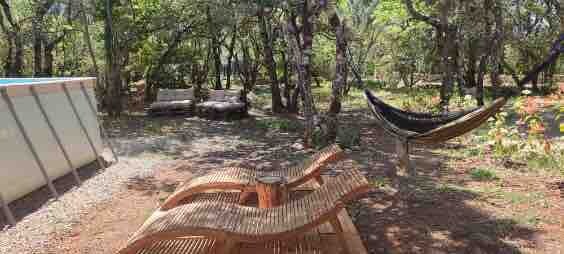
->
[2,85,562,254]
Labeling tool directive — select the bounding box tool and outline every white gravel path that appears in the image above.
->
[0,154,165,254]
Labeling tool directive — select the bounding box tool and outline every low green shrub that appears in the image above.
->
[470,168,499,181]
[255,118,302,132]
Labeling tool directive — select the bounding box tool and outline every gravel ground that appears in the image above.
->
[0,153,165,254]
[0,116,273,254]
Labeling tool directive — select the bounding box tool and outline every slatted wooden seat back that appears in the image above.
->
[277,144,344,187]
[159,144,345,211]
[118,168,372,254]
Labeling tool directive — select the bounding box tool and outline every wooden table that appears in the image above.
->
[255,175,287,208]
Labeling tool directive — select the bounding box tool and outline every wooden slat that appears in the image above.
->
[160,144,345,211]
[122,168,370,254]
[337,210,368,254]
[128,205,365,254]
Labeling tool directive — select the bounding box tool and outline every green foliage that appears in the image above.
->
[364,80,386,89]
[486,112,520,158]
[470,168,499,181]
[255,118,302,132]
[337,126,361,149]
[371,177,391,188]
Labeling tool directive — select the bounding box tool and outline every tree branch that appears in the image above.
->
[0,0,16,28]
[518,33,564,87]
[402,0,440,28]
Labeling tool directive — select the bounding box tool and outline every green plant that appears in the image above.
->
[470,168,499,181]
[372,177,390,188]
[255,118,301,132]
[486,112,520,158]
[337,126,361,149]
[365,80,386,89]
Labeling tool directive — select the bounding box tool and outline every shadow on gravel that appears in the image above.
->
[0,159,109,230]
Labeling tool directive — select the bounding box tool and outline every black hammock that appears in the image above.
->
[364,89,507,144]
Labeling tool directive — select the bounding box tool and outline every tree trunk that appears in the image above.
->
[476,55,487,106]
[438,0,456,110]
[13,33,24,76]
[3,43,12,76]
[33,20,43,77]
[518,33,564,88]
[104,0,122,117]
[281,45,300,114]
[43,44,55,77]
[80,0,102,105]
[287,13,316,148]
[259,9,284,113]
[225,25,237,90]
[490,0,504,98]
[402,0,456,110]
[206,6,222,90]
[213,43,222,90]
[324,12,347,143]
[0,0,23,77]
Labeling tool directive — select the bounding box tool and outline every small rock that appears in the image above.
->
[291,142,304,150]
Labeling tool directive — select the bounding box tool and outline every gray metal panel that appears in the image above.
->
[79,83,118,163]
[0,88,59,199]
[62,84,106,170]
[30,86,81,185]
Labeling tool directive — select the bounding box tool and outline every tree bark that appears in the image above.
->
[32,0,55,77]
[44,44,55,76]
[281,43,299,113]
[438,0,456,110]
[403,0,456,110]
[206,6,222,90]
[518,33,564,87]
[476,55,487,106]
[213,43,222,90]
[80,0,102,105]
[490,0,504,98]
[284,0,327,147]
[104,0,122,117]
[259,8,284,113]
[225,25,237,90]
[0,0,24,77]
[33,21,44,77]
[324,12,347,143]
[286,11,314,148]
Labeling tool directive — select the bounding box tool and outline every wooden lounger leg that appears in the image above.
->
[330,217,351,254]
[213,238,237,254]
[314,175,324,185]
[238,190,253,205]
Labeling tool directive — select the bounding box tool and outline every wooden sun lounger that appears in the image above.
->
[160,144,345,210]
[117,167,372,254]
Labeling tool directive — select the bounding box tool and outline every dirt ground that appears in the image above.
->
[13,108,564,254]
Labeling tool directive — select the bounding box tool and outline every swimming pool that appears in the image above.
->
[0,78,105,225]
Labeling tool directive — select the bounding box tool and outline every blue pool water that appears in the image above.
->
[0,78,77,87]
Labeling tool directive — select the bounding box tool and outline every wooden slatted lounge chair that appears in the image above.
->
[160,144,344,210]
[149,88,195,116]
[364,89,507,174]
[117,167,372,254]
